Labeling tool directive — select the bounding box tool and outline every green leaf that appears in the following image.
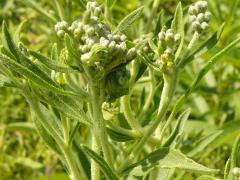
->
[14,20,28,44]
[122,148,219,178]
[187,131,222,157]
[209,121,240,150]
[64,34,79,60]
[29,51,77,73]
[171,2,184,60]
[0,74,15,87]
[163,109,191,147]
[228,136,240,180]
[39,91,92,127]
[2,21,21,63]
[106,0,116,8]
[197,175,219,180]
[177,23,225,67]
[107,128,135,142]
[73,142,91,180]
[81,145,119,180]
[7,122,36,133]
[23,0,57,22]
[32,110,62,155]
[16,157,43,169]
[0,54,84,99]
[114,6,144,33]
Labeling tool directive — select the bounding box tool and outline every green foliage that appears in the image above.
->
[1,0,240,180]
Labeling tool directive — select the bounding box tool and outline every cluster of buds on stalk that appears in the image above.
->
[188,0,211,34]
[55,21,69,38]
[157,28,181,69]
[54,1,137,73]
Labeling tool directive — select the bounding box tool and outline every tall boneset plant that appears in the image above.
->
[0,0,240,179]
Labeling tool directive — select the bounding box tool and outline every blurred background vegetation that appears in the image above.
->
[0,0,240,179]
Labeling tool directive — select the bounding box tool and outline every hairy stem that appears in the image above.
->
[90,81,113,179]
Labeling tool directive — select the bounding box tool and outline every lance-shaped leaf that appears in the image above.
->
[39,91,92,127]
[163,109,191,147]
[64,34,79,60]
[187,131,222,157]
[14,20,28,44]
[114,6,144,33]
[0,54,84,99]
[107,128,135,142]
[171,2,184,61]
[32,110,62,155]
[29,50,77,73]
[81,145,119,180]
[122,148,219,178]
[7,122,36,133]
[227,136,240,180]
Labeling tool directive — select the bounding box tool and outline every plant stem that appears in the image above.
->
[119,69,178,172]
[91,133,100,180]
[121,95,143,134]
[137,68,156,120]
[90,81,113,173]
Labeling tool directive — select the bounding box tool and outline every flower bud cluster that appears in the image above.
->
[55,21,69,38]
[65,1,137,69]
[158,28,181,68]
[188,0,211,33]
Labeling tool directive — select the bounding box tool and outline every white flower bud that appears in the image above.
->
[120,35,127,41]
[127,48,137,60]
[55,21,68,31]
[165,31,174,42]
[74,27,82,37]
[107,34,113,41]
[166,29,173,34]
[197,13,205,23]
[204,11,211,21]
[158,31,165,41]
[81,52,92,64]
[165,48,173,55]
[189,15,197,22]
[143,46,149,53]
[174,33,181,42]
[91,16,98,22]
[57,30,65,37]
[201,22,209,30]
[94,7,102,17]
[86,27,95,36]
[192,21,201,31]
[197,0,208,11]
[86,38,95,46]
[82,45,89,53]
[100,39,109,48]
[108,41,116,50]
[120,42,127,51]
[113,34,120,41]
[189,5,198,15]
[100,37,106,43]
